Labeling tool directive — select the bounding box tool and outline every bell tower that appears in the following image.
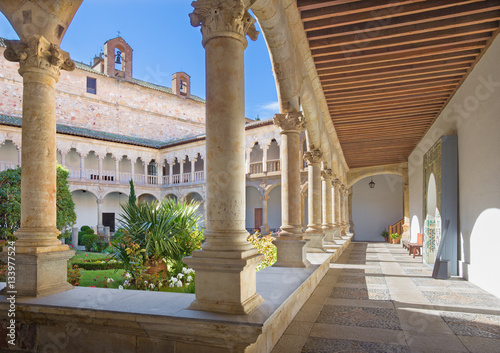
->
[103,36,133,79]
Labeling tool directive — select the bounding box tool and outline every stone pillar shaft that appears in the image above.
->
[304,150,323,233]
[80,155,85,180]
[321,169,333,229]
[2,35,76,296]
[260,195,269,234]
[183,0,263,314]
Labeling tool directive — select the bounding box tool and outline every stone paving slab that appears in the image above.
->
[271,242,500,353]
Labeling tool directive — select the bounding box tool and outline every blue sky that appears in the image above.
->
[0,0,279,121]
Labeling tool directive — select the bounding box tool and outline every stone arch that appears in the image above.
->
[165,193,178,201]
[347,163,407,188]
[71,189,98,229]
[138,193,158,204]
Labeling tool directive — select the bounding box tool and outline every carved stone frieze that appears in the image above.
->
[303,149,323,165]
[273,111,305,133]
[321,169,332,180]
[4,35,75,79]
[190,0,259,46]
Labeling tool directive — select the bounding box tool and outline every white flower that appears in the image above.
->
[144,280,148,284]
[175,281,182,287]
[186,276,193,282]
[118,285,123,290]
[149,283,155,289]
[169,283,175,288]
[159,282,163,287]
[177,273,184,279]
[185,282,189,287]
[170,277,178,284]
[125,273,132,279]
[182,267,188,274]
[123,280,129,287]
[107,278,115,283]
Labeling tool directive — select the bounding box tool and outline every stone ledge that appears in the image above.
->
[0,238,351,352]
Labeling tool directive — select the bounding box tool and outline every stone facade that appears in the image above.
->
[0,43,206,142]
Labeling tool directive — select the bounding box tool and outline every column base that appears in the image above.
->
[322,228,335,242]
[333,227,343,240]
[304,232,326,252]
[183,249,264,315]
[272,239,310,268]
[0,250,75,297]
[401,223,410,242]
[260,224,270,235]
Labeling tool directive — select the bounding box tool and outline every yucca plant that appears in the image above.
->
[114,198,202,266]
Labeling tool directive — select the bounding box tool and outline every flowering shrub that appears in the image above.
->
[67,264,82,286]
[168,267,195,293]
[247,231,277,271]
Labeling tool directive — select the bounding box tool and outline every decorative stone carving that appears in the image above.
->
[4,35,75,79]
[303,149,323,166]
[321,168,333,180]
[273,112,305,132]
[190,0,259,46]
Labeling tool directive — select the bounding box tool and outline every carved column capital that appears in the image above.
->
[4,35,75,80]
[321,169,333,181]
[303,149,323,166]
[190,0,259,47]
[273,111,305,133]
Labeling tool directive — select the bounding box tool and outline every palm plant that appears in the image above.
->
[115,198,202,265]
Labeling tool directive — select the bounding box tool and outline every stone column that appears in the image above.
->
[98,155,103,183]
[272,112,309,267]
[80,154,85,181]
[183,0,263,315]
[115,158,120,184]
[304,149,325,251]
[96,198,104,234]
[332,179,343,240]
[159,160,164,185]
[60,152,66,167]
[321,168,334,241]
[262,145,268,173]
[347,187,355,237]
[130,159,135,182]
[2,36,76,296]
[340,185,347,236]
[169,161,174,184]
[180,158,184,183]
[260,194,270,234]
[144,159,149,184]
[301,192,306,230]
[402,168,410,242]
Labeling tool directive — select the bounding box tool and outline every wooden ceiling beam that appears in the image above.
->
[326,87,455,104]
[307,2,500,40]
[301,0,426,22]
[303,0,483,32]
[316,50,479,75]
[311,19,499,54]
[330,96,449,113]
[321,69,467,90]
[332,105,444,121]
[313,33,491,63]
[320,57,475,81]
[324,78,460,97]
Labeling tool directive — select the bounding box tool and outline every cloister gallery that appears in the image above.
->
[0,1,499,352]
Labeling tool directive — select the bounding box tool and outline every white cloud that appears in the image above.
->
[261,101,280,112]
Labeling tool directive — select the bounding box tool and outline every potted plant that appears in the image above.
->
[381,229,389,242]
[390,233,401,244]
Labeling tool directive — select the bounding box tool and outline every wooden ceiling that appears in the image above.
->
[297,0,500,168]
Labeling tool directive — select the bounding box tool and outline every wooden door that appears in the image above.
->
[102,213,115,233]
[254,208,263,230]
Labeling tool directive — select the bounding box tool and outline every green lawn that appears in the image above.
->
[78,269,125,288]
[69,251,112,265]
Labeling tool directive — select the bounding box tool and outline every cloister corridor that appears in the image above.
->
[272,243,500,353]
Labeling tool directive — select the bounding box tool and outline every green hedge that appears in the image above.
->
[71,261,124,270]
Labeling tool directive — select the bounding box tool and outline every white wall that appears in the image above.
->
[0,140,18,162]
[102,192,129,229]
[268,186,281,230]
[72,190,98,230]
[409,35,500,298]
[352,175,403,241]
[245,186,261,230]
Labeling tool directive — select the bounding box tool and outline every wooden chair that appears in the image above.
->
[408,233,423,258]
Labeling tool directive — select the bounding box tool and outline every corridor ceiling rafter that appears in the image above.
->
[298,0,500,168]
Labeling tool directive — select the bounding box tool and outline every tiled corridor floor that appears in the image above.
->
[272,242,500,353]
